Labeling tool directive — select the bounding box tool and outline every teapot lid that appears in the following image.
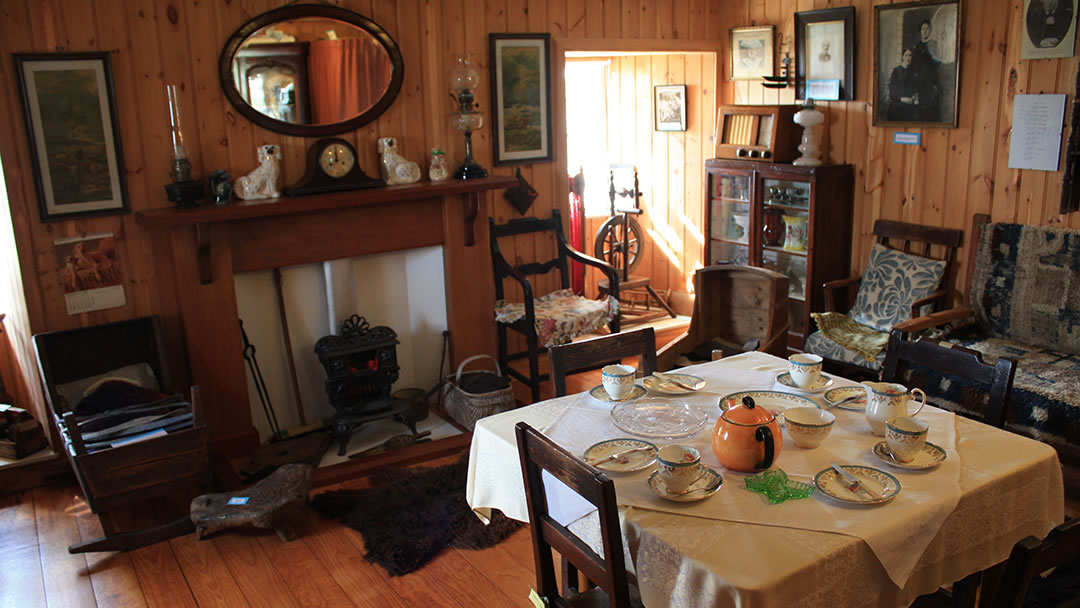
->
[721,395,776,426]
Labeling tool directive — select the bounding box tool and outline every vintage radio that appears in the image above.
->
[713,104,800,162]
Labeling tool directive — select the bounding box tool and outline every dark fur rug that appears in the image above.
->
[310,454,522,576]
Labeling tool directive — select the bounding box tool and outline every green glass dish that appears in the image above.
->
[744,469,814,504]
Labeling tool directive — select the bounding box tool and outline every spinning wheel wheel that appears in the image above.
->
[594,214,645,273]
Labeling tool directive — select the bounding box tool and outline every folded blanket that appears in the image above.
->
[810,312,890,363]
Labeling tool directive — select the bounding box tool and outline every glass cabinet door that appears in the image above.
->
[759,176,811,338]
[708,172,751,266]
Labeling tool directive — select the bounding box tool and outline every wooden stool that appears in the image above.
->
[190,463,312,541]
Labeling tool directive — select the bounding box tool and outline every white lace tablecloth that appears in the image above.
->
[466,352,1064,607]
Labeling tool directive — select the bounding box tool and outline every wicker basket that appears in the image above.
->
[442,355,514,431]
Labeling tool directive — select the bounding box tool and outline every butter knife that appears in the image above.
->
[830,462,875,498]
[651,371,701,392]
[588,445,652,466]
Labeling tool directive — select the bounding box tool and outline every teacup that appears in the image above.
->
[782,407,835,449]
[657,445,702,494]
[601,364,637,399]
[886,416,929,463]
[788,353,823,388]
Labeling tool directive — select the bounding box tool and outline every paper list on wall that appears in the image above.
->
[1008,94,1067,171]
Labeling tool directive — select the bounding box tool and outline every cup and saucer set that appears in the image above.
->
[583,441,722,503]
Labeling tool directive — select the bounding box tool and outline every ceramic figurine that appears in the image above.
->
[235,144,282,200]
[428,148,449,182]
[208,170,232,204]
[378,137,421,185]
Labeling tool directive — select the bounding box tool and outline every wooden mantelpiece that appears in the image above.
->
[135,177,515,457]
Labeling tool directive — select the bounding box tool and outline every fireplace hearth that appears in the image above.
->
[315,315,417,455]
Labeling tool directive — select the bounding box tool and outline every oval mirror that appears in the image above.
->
[219,5,404,137]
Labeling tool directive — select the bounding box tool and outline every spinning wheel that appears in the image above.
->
[594,214,644,273]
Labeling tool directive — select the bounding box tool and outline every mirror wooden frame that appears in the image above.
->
[218,4,404,137]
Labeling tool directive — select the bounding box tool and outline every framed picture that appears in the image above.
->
[795,7,855,101]
[489,33,553,166]
[873,1,962,128]
[13,52,129,222]
[730,26,775,80]
[1021,0,1077,60]
[654,85,687,131]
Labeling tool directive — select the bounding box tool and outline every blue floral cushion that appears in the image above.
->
[849,243,947,332]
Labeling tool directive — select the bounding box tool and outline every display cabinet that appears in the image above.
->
[705,159,853,352]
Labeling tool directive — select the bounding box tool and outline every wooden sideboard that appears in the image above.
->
[136,177,516,456]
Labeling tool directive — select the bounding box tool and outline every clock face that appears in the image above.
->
[318,143,355,178]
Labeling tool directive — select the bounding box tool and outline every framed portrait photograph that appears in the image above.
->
[14,52,129,222]
[730,26,775,80]
[795,7,856,101]
[654,84,687,131]
[1021,0,1077,60]
[489,33,553,165]
[873,1,962,128]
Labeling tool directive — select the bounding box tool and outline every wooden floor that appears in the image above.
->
[0,452,544,608]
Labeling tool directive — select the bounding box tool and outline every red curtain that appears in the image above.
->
[308,38,392,124]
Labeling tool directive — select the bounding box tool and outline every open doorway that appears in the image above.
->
[564,51,716,314]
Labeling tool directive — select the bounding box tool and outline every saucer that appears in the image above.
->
[872,441,947,470]
[642,373,706,395]
[589,383,647,402]
[823,386,867,410]
[719,390,819,417]
[583,438,658,472]
[647,466,723,502]
[814,465,900,505]
[775,371,834,393]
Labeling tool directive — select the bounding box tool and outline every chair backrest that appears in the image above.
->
[515,422,634,608]
[657,265,788,371]
[489,210,574,302]
[991,517,1080,608]
[881,329,1017,428]
[547,327,657,397]
[873,219,964,307]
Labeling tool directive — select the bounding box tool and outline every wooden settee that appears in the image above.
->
[897,215,1080,464]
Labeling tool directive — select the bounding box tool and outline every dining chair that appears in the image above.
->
[881,329,1017,429]
[989,517,1080,608]
[515,422,643,608]
[547,327,657,398]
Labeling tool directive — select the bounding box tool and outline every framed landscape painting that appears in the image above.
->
[14,52,129,221]
[873,0,962,128]
[489,33,553,165]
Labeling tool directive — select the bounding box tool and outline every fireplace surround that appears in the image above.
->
[135,177,515,456]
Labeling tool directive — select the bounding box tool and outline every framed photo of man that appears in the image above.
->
[873,0,962,128]
[1021,0,1077,60]
[795,7,856,101]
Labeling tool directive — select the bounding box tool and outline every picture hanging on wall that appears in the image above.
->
[873,0,961,128]
[14,52,130,222]
[490,33,554,165]
[730,26,776,80]
[1021,0,1077,60]
[654,85,687,131]
[795,7,856,101]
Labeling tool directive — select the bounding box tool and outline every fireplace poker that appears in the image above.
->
[240,319,282,440]
[274,268,308,426]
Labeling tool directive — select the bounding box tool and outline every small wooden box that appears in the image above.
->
[714,105,800,163]
[0,405,47,458]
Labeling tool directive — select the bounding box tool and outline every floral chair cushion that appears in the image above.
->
[805,329,887,370]
[494,289,619,348]
[849,243,948,332]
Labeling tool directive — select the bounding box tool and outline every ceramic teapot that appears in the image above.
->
[712,396,782,472]
[862,381,926,436]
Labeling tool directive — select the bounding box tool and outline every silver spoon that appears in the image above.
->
[671,475,722,497]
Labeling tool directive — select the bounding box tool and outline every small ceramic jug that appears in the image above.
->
[862,381,926,436]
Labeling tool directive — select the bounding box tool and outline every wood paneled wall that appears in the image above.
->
[719,0,1080,300]
[0,0,1076,373]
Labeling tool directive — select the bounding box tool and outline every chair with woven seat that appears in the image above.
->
[881,329,1018,428]
[491,209,621,403]
[804,219,963,378]
[547,327,657,398]
[656,265,789,371]
[516,421,643,608]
